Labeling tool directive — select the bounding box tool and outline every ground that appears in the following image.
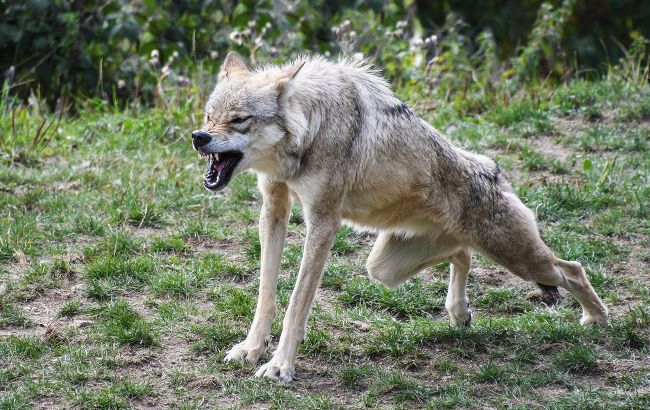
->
[1,77,649,409]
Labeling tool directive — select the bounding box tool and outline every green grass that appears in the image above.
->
[95,299,158,346]
[191,318,245,354]
[553,344,599,373]
[85,255,156,300]
[69,380,153,409]
[0,295,32,327]
[151,235,189,253]
[1,75,649,408]
[339,277,445,318]
[57,299,81,318]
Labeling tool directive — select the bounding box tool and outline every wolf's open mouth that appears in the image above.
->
[202,151,243,191]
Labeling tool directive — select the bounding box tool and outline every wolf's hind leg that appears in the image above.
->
[507,255,608,325]
[476,193,608,325]
[366,232,460,289]
[550,259,608,325]
[445,248,473,327]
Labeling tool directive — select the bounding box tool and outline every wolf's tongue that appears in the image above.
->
[216,158,229,174]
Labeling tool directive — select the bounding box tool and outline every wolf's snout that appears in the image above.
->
[192,130,211,149]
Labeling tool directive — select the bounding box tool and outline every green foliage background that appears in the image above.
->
[1,0,649,107]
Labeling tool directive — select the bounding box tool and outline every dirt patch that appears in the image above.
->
[185,237,239,255]
[552,115,590,137]
[52,181,81,192]
[607,240,650,317]
[21,291,69,327]
[473,266,528,288]
[528,135,573,161]
[130,227,166,239]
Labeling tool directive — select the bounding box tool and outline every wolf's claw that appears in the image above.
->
[449,309,472,327]
[224,340,267,364]
[580,310,609,326]
[255,358,295,382]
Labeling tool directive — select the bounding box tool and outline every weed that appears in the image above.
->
[373,370,433,403]
[57,300,81,318]
[473,362,509,383]
[182,218,226,239]
[149,270,207,298]
[85,255,155,285]
[300,326,330,355]
[0,299,32,327]
[244,228,261,265]
[432,357,459,375]
[83,231,144,259]
[331,226,360,255]
[340,278,444,318]
[475,287,532,314]
[553,344,599,373]
[72,214,106,236]
[281,244,303,270]
[213,287,255,320]
[21,262,62,290]
[95,299,157,346]
[113,191,166,228]
[194,252,248,280]
[69,380,152,409]
[191,318,244,354]
[609,308,650,350]
[151,235,189,253]
[0,211,43,260]
[0,336,47,359]
[341,364,375,390]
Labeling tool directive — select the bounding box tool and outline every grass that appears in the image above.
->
[93,299,158,346]
[553,344,599,373]
[0,73,649,408]
[339,277,446,318]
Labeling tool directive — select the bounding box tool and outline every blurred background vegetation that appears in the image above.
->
[1,0,649,111]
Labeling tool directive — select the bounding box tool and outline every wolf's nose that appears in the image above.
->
[192,130,211,148]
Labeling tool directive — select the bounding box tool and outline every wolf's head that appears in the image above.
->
[192,52,304,191]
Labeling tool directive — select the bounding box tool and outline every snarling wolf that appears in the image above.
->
[191,52,608,382]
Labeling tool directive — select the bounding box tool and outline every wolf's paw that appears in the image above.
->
[449,310,472,327]
[580,311,609,326]
[224,339,268,364]
[447,303,472,327]
[255,357,295,383]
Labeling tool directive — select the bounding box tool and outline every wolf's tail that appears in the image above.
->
[536,283,562,306]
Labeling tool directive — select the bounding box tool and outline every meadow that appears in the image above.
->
[0,57,648,409]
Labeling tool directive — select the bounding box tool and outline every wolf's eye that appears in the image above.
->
[231,115,252,124]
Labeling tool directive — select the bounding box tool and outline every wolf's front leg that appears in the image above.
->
[256,208,341,382]
[225,180,290,364]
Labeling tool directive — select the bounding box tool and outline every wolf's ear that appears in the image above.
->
[276,60,306,99]
[218,51,250,80]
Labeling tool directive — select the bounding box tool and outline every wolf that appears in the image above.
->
[191,52,608,382]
